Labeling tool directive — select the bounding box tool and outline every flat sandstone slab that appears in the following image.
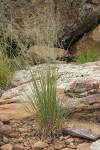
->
[0,102,29,120]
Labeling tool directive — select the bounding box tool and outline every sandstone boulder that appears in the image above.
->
[1,61,100,100]
[0,99,29,120]
[26,45,70,64]
[71,25,100,53]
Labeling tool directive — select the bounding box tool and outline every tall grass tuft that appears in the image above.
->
[25,64,66,135]
[0,50,14,88]
[74,49,100,64]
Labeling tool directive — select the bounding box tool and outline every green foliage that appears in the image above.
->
[0,52,14,88]
[0,60,11,88]
[0,40,27,89]
[25,64,66,134]
[74,49,100,64]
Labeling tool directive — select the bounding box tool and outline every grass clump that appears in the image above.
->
[0,61,10,88]
[25,64,66,135]
[0,53,14,88]
[74,49,100,64]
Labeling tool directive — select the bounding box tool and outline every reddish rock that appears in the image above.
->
[72,25,100,53]
[0,102,29,120]
[65,80,100,98]
[18,128,30,133]
[0,144,13,150]
[74,138,83,144]
[13,144,24,150]
[24,145,31,150]
[43,137,52,144]
[62,148,71,150]
[65,138,74,143]
[63,136,70,140]
[68,142,77,149]
[77,143,91,150]
[80,94,100,105]
[54,143,63,150]
[10,132,20,138]
[34,141,48,150]
[17,137,23,142]
[59,136,64,141]
[2,125,12,136]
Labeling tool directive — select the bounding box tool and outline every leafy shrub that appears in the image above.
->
[74,49,100,64]
[25,64,66,134]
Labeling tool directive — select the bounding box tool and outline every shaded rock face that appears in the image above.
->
[71,25,100,53]
[0,0,100,49]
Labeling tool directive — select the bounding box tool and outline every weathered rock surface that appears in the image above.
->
[90,140,100,150]
[34,141,48,150]
[26,45,70,64]
[63,128,100,140]
[2,61,100,100]
[0,0,100,49]
[0,100,29,120]
[13,144,24,150]
[65,80,100,98]
[1,82,35,100]
[0,144,13,150]
[66,120,100,136]
[71,25,100,52]
[77,143,91,150]
[79,94,100,105]
[0,98,21,105]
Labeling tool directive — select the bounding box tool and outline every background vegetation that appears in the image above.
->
[74,49,100,64]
